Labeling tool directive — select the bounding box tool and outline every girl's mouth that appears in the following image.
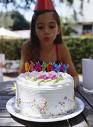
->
[43,37,50,41]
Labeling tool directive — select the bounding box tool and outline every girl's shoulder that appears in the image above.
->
[21,41,31,51]
[57,43,69,54]
[56,43,70,62]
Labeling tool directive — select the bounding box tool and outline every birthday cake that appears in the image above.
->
[15,62,76,118]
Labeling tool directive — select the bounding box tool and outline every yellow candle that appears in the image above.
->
[25,62,30,72]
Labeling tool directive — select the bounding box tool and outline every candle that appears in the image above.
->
[25,62,30,72]
[47,63,53,72]
[42,62,47,71]
[34,62,42,72]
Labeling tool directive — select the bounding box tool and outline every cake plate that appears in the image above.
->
[6,97,84,122]
[82,86,93,94]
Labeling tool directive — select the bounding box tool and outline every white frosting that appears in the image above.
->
[15,71,76,118]
[16,71,74,89]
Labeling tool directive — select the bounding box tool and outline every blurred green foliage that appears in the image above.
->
[0,36,93,74]
[0,39,26,60]
[63,36,93,73]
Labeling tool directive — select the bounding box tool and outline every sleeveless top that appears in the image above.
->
[38,44,59,64]
[55,44,59,63]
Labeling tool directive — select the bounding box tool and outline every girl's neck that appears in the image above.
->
[40,44,56,63]
[40,44,55,52]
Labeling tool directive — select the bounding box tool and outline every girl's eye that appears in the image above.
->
[49,26,56,29]
[37,26,44,30]
[36,25,56,30]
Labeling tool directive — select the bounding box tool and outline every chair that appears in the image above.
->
[0,53,5,81]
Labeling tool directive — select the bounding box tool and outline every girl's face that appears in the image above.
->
[35,12,60,46]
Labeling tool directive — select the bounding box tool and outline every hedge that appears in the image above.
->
[0,38,26,60]
[0,36,93,74]
[64,36,93,73]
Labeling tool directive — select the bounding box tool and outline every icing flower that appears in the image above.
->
[54,77,63,83]
[38,75,49,80]
[51,75,57,80]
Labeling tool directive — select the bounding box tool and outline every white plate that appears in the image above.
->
[6,97,84,122]
[82,86,93,94]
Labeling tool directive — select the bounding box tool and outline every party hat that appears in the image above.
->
[34,0,55,11]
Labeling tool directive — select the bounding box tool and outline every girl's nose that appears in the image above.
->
[44,27,49,33]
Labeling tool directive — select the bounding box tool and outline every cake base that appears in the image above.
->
[6,96,84,122]
[15,71,76,118]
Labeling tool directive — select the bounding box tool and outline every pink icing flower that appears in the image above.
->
[51,75,57,80]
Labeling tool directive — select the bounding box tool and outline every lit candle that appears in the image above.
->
[30,61,34,71]
[64,64,69,72]
[25,62,30,72]
[47,63,53,72]
[34,62,42,72]
[42,62,47,71]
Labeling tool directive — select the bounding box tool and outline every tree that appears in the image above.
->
[0,0,90,21]
[0,12,13,28]
[0,0,36,10]
[0,11,29,30]
[60,17,78,36]
[10,11,30,30]
[0,0,90,33]
[0,0,86,10]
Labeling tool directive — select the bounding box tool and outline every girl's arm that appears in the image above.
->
[19,45,26,74]
[19,43,29,74]
[60,44,79,88]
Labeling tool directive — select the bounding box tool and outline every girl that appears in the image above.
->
[19,0,79,88]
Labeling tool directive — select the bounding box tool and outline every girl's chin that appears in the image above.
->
[40,40,54,47]
[43,41,53,45]
[43,43,53,47]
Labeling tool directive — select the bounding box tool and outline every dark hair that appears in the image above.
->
[28,10,63,61]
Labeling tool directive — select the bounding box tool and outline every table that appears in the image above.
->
[0,81,93,127]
